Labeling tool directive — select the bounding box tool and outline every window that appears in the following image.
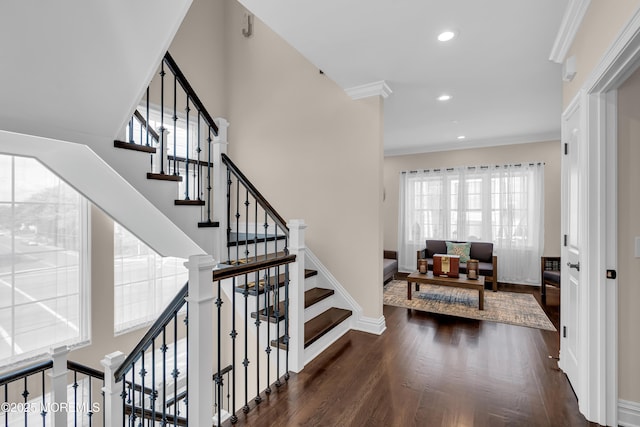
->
[114,223,188,334]
[0,155,88,365]
[398,163,544,284]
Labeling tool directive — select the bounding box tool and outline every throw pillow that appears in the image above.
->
[446,241,471,263]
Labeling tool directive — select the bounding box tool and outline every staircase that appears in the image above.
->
[103,51,354,425]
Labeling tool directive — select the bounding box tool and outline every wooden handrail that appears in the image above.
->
[163,52,219,136]
[0,360,53,386]
[114,282,188,381]
[213,254,296,282]
[67,360,105,380]
[221,153,289,235]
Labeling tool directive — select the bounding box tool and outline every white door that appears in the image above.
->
[559,102,582,389]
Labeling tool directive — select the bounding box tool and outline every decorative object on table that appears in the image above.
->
[433,254,460,278]
[383,280,556,331]
[418,258,428,274]
[416,239,498,291]
[466,259,479,279]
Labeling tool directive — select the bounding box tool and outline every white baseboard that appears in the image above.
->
[620,399,640,427]
[354,314,386,335]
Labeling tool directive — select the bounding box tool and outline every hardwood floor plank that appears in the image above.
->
[227,284,597,426]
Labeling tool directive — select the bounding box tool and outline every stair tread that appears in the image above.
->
[271,308,351,350]
[147,172,183,182]
[305,269,318,279]
[197,220,220,228]
[114,140,156,153]
[304,308,351,348]
[251,288,335,323]
[228,231,287,247]
[305,288,334,308]
[174,199,205,206]
[225,251,287,266]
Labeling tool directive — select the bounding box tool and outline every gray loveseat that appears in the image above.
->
[416,240,498,291]
[383,250,398,284]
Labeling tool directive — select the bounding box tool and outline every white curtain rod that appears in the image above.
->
[402,161,545,174]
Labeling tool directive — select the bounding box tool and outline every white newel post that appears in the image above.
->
[185,254,216,425]
[101,351,126,427]
[212,117,229,260]
[49,346,69,427]
[288,219,307,372]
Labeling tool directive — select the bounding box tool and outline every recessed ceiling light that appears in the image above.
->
[438,94,452,101]
[438,31,456,42]
[457,135,466,140]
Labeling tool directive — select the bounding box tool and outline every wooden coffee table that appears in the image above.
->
[407,271,485,310]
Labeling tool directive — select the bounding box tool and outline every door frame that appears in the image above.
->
[561,7,640,425]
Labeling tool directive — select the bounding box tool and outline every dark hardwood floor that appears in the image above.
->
[228,284,599,427]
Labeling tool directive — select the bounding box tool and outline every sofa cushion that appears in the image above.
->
[469,242,493,263]
[383,258,398,277]
[446,241,471,263]
[425,240,447,258]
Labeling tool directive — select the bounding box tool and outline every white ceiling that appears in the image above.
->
[237,0,568,156]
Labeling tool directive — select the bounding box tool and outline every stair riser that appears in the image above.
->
[304,295,340,321]
[304,317,352,366]
[303,274,318,291]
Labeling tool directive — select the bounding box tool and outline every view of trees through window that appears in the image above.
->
[0,155,87,365]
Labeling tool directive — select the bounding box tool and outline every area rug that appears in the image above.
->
[384,280,556,331]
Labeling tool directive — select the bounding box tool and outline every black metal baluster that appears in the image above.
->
[162,328,167,426]
[73,370,79,427]
[131,362,137,427]
[254,272,261,405]
[245,189,250,260]
[184,304,189,424]
[88,376,93,427]
[254,202,258,263]
[284,259,290,381]
[226,370,231,420]
[275,264,282,388]
[129,117,134,144]
[226,169,232,263]
[196,114,202,204]
[159,62,166,175]
[264,267,271,395]
[172,313,179,427]
[145,87,150,147]
[40,370,46,427]
[216,279,223,425]
[172,75,178,176]
[120,376,126,427]
[184,98,191,201]
[140,350,146,427]
[4,383,8,427]
[206,128,213,223]
[230,277,237,424]
[151,338,157,424]
[242,276,249,414]
[236,177,240,264]
[22,377,28,427]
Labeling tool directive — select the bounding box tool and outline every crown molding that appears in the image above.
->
[345,81,392,100]
[549,0,591,63]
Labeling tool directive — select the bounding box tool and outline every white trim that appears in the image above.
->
[563,4,640,424]
[619,399,640,427]
[549,0,591,63]
[345,81,392,100]
[353,315,386,335]
[585,7,640,93]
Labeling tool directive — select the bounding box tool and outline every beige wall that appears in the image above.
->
[159,0,385,318]
[617,69,640,403]
[563,0,640,107]
[223,1,384,318]
[384,140,562,258]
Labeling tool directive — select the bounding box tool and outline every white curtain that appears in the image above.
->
[398,163,544,285]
